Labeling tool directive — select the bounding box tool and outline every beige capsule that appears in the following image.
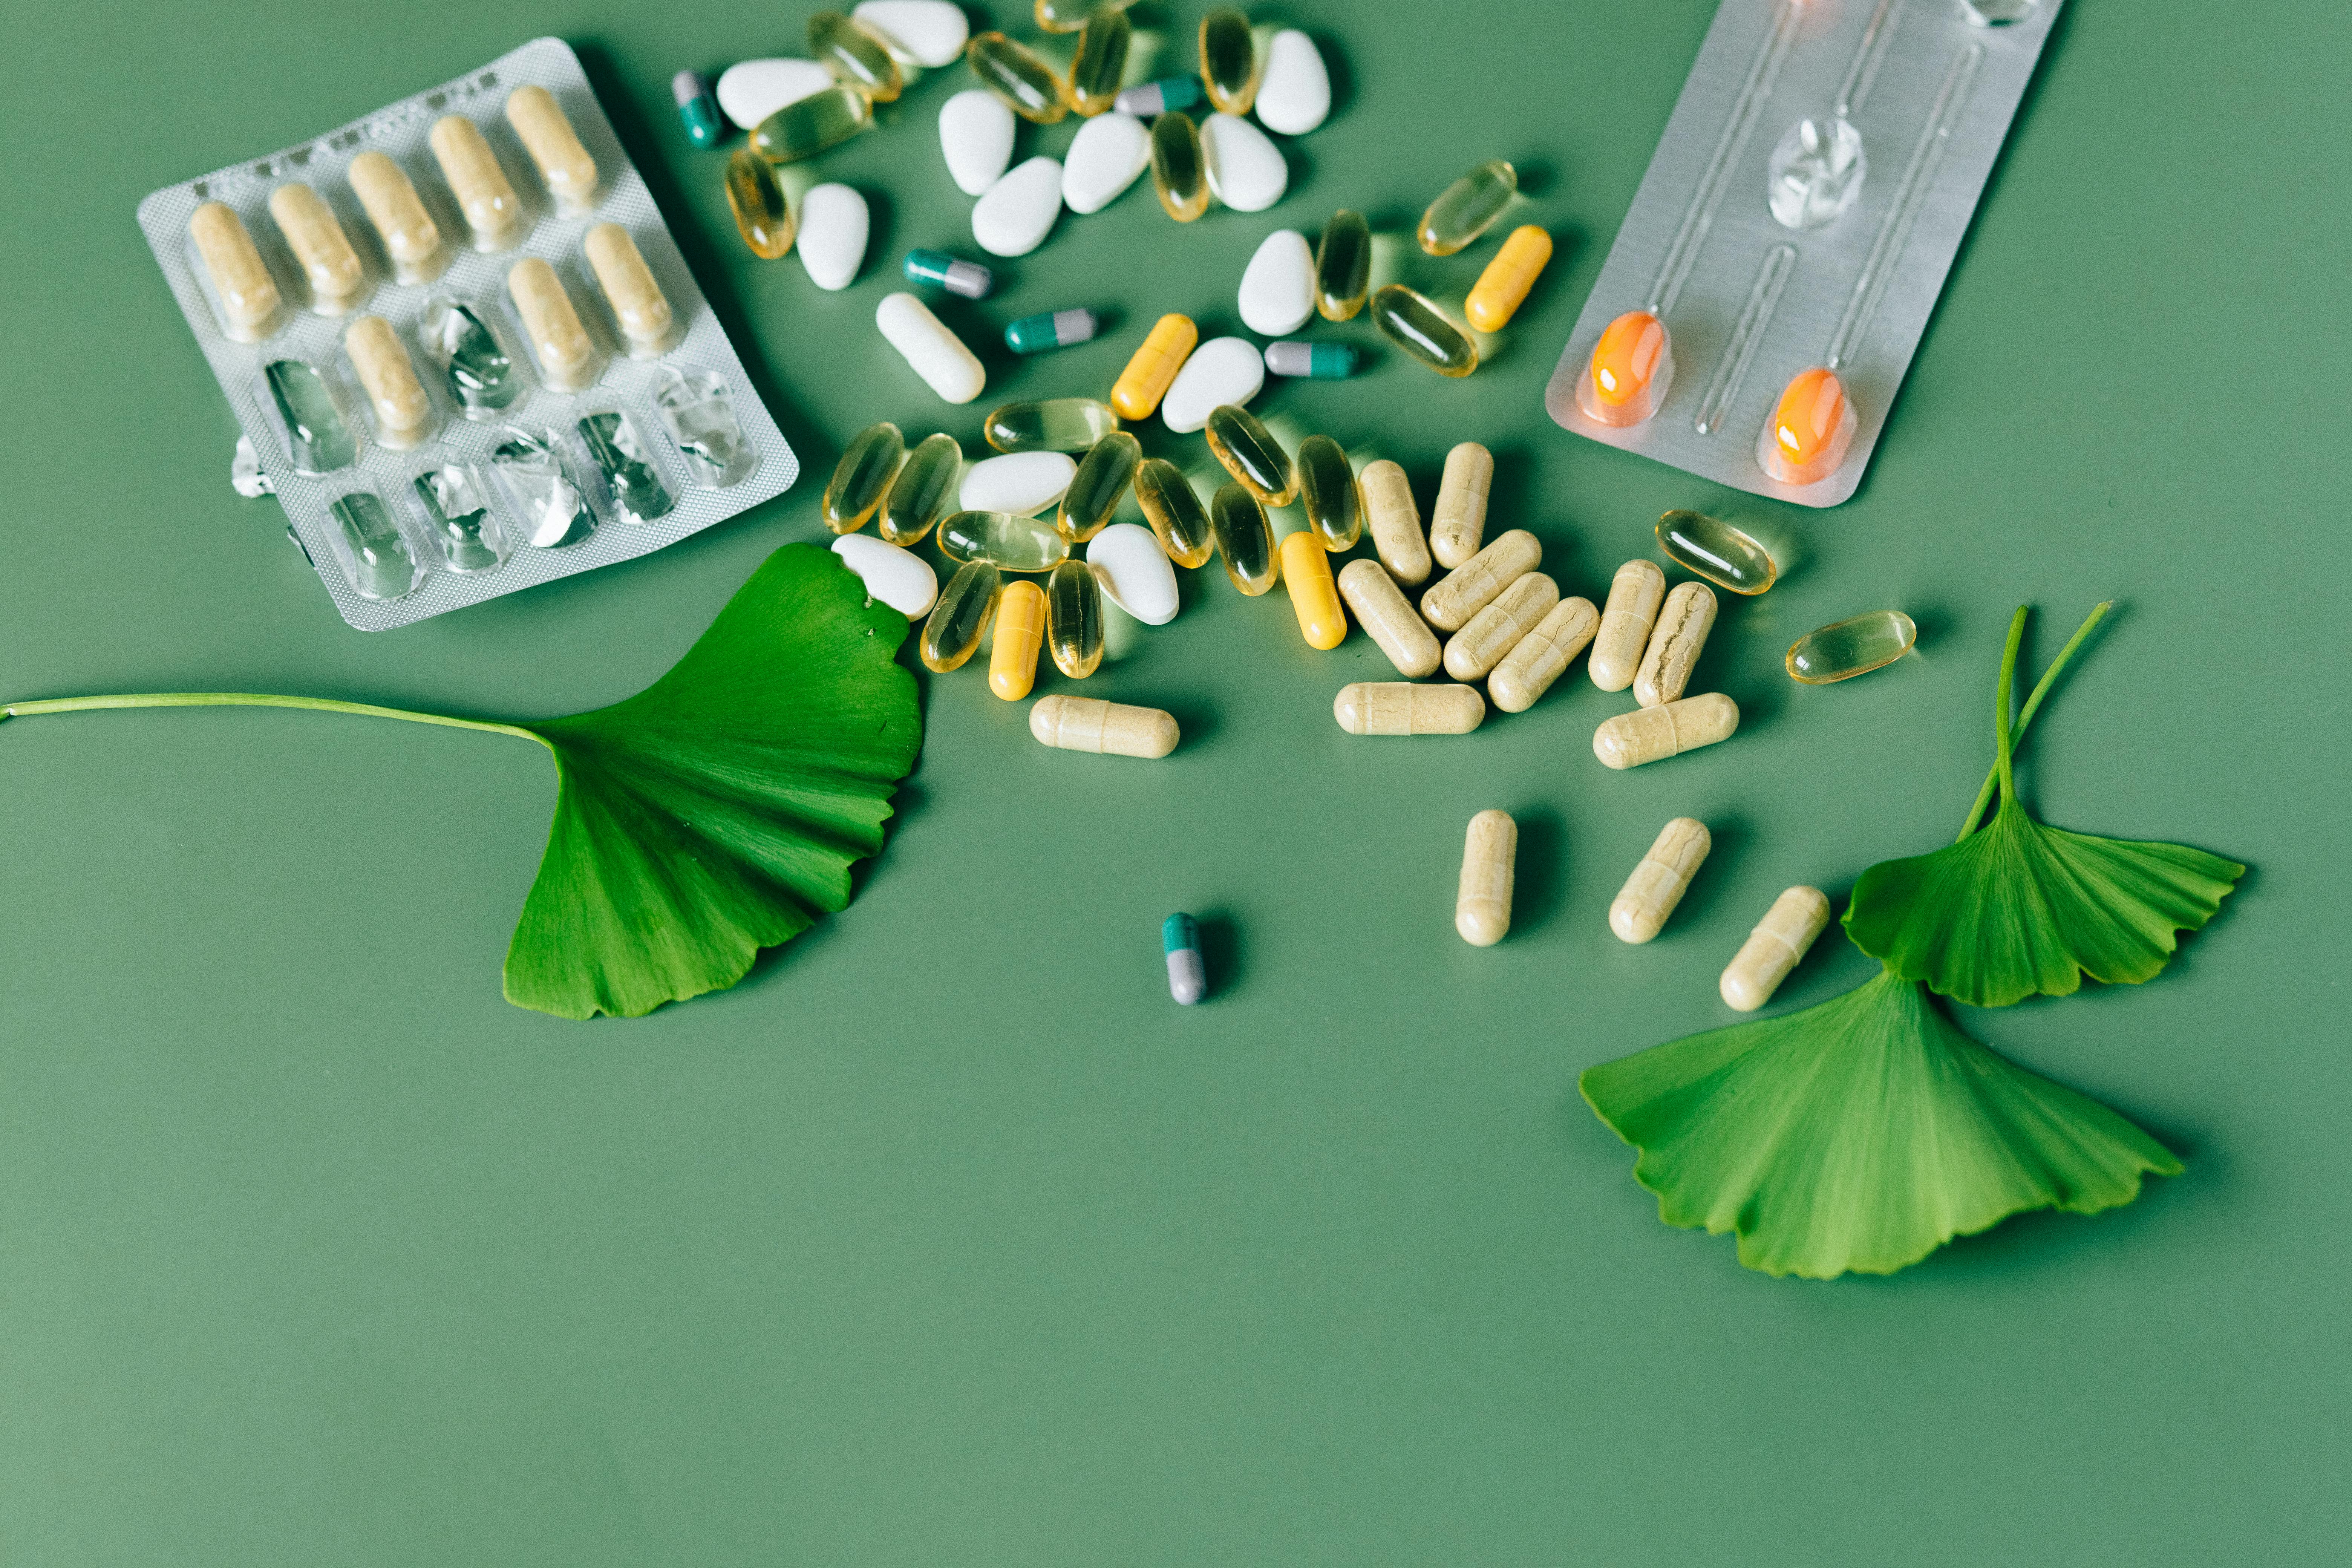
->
[505,85,600,214]
[1488,596,1598,713]
[1358,459,1431,586]
[342,315,433,448]
[1456,809,1517,946]
[1333,682,1485,736]
[1633,580,1718,708]
[1444,570,1557,681]
[1029,695,1179,758]
[1429,441,1493,568]
[583,223,677,357]
[346,152,446,282]
[267,184,365,313]
[1336,558,1441,677]
[505,258,598,391]
[186,202,282,341]
[428,115,527,249]
[1720,885,1832,1011]
[1609,816,1711,944]
[1593,692,1739,770]
[1589,557,1666,691]
[1420,527,1540,632]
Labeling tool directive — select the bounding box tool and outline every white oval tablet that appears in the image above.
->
[1161,335,1265,434]
[875,291,985,404]
[833,533,939,617]
[1237,229,1315,335]
[939,89,1016,198]
[972,156,1064,258]
[851,0,969,67]
[1087,523,1179,625]
[1254,31,1332,136]
[1201,114,1288,213]
[960,451,1076,516]
[1061,112,1151,215]
[715,58,835,131]
[797,184,868,291]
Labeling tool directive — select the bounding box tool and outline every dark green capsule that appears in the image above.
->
[265,360,358,473]
[824,420,905,534]
[1046,559,1104,677]
[1203,404,1294,505]
[1208,482,1277,596]
[1294,435,1363,551]
[329,492,416,599]
[1314,210,1371,321]
[879,432,962,545]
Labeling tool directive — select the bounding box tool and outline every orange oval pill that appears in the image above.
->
[1760,366,1855,485]
[1592,311,1665,405]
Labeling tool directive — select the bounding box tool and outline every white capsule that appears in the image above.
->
[1061,111,1151,215]
[1160,335,1265,434]
[715,58,835,131]
[1254,29,1331,135]
[972,156,1064,258]
[851,0,969,66]
[1200,113,1288,212]
[1610,818,1712,944]
[1087,522,1179,625]
[961,451,1076,515]
[874,291,985,403]
[797,183,869,291]
[938,88,1017,198]
[832,533,939,617]
[1720,886,1832,1011]
[1456,809,1517,947]
[1237,228,1314,336]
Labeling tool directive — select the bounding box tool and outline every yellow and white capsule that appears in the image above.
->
[1610,817,1711,944]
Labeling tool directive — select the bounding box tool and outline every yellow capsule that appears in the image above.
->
[1293,435,1362,551]
[1371,284,1479,377]
[1487,596,1598,714]
[342,315,432,449]
[1046,558,1105,677]
[968,31,1069,124]
[724,149,795,259]
[1657,510,1778,595]
[1592,694,1739,770]
[1198,7,1260,115]
[751,85,875,163]
[1579,310,1673,426]
[1589,559,1666,691]
[1336,559,1441,678]
[1456,810,1517,947]
[1332,682,1485,736]
[1203,404,1294,505]
[1464,225,1553,332]
[1632,581,1717,708]
[810,11,903,101]
[1720,886,1832,1011]
[1609,818,1711,944]
[1759,366,1856,486]
[1444,572,1558,682]
[1417,159,1517,256]
[1030,695,1178,758]
[504,85,600,214]
[1280,532,1347,650]
[1420,528,1540,633]
[1358,459,1430,585]
[985,397,1120,453]
[1069,9,1131,116]
[823,421,905,534]
[1429,440,1491,568]
[346,152,446,283]
[1112,313,1198,420]
[921,560,1001,672]
[187,201,282,341]
[1785,610,1917,684]
[583,223,676,357]
[1208,482,1277,596]
[990,579,1047,699]
[505,257,597,391]
[1134,458,1214,568]
[429,115,526,250]
[1149,112,1210,222]
[879,432,962,545]
[1035,0,1137,32]
[266,184,364,313]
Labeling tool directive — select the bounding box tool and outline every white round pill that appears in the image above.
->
[972,156,1064,258]
[875,291,985,404]
[1160,336,1265,434]
[1254,31,1332,136]
[851,0,969,67]
[960,451,1076,516]
[1087,522,1179,625]
[715,58,835,131]
[1201,114,1288,213]
[833,533,939,617]
[938,89,1015,199]
[1061,112,1151,215]
[1237,229,1315,335]
[797,183,868,291]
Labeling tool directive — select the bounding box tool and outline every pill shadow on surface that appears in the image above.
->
[1192,906,1243,1002]
[1311,31,1356,123]
[857,183,899,292]
[1156,693,1219,750]
[1508,805,1569,936]
[1510,157,1562,199]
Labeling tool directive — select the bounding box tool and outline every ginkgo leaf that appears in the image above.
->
[1580,968,2181,1280]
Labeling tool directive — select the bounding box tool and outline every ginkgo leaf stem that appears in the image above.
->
[1953,601,2114,843]
[0,692,547,749]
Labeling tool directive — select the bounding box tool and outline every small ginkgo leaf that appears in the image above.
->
[502,543,922,1019]
[1580,968,2181,1280]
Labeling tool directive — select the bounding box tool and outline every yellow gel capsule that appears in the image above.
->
[1204,404,1294,505]
[1358,459,1430,585]
[1069,9,1131,116]
[1046,558,1105,677]
[724,149,795,259]
[429,115,525,250]
[1785,610,1917,684]
[921,560,1001,671]
[1592,693,1739,770]
[505,257,596,391]
[752,86,875,163]
[1420,528,1540,633]
[504,85,600,214]
[1578,309,1673,427]
[880,432,962,545]
[187,201,282,341]
[1336,559,1441,678]
[1464,225,1552,332]
[1610,817,1711,944]
[1417,159,1516,256]
[267,184,364,313]
[1057,431,1141,544]
[1030,695,1178,758]
[342,315,432,448]
[990,579,1047,699]
[823,420,905,534]
[986,397,1120,453]
[1589,559,1666,691]
[1456,809,1517,947]
[939,510,1070,572]
[1035,0,1137,32]
[1487,596,1599,714]
[1372,285,1479,378]
[1208,482,1277,596]
[968,31,1069,124]
[1280,532,1347,650]
[810,11,904,102]
[1332,682,1485,737]
[1444,572,1558,682]
[1149,112,1210,222]
[584,223,676,357]
[1429,441,1491,568]
[1198,7,1259,115]
[1720,886,1831,1011]
[1759,366,1857,486]
[1657,509,1777,595]
[1632,580,1718,709]
[1314,210,1371,321]
[1293,435,1362,552]
[346,152,445,282]
[1134,458,1214,568]
[1112,313,1197,420]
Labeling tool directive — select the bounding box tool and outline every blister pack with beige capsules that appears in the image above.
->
[1547,0,2063,506]
[138,37,796,629]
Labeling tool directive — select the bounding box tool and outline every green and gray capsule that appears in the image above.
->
[1163,913,1205,1004]
[1004,308,1101,354]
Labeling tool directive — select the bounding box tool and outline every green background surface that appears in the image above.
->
[2,0,2346,1561]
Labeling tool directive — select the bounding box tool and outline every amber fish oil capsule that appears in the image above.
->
[1135,458,1214,568]
[1632,580,1717,709]
[1786,610,1917,683]
[1046,558,1105,677]
[1592,694,1739,770]
[1444,572,1558,682]
[584,224,677,357]
[1198,7,1260,115]
[1333,683,1485,737]
[939,510,1070,572]
[725,149,795,259]
[187,202,283,342]
[1487,596,1597,714]
[986,397,1120,453]
[1429,441,1492,568]
[968,31,1069,124]
[1372,285,1479,378]
[267,184,364,314]
[1657,510,1778,596]
[1031,695,1179,758]
[1112,314,1198,420]
[1337,559,1440,678]
[1418,160,1517,256]
[1589,559,1666,691]
[1314,210,1371,320]
[1359,460,1430,586]
[881,431,962,545]
[824,421,905,534]
[1164,913,1207,1004]
[346,152,446,283]
[1464,225,1552,332]
[1069,8,1132,116]
[1720,886,1831,1011]
[505,257,598,391]
[1150,112,1211,222]
[1293,435,1362,551]
[750,85,876,163]
[1610,817,1711,944]
[1456,810,1517,947]
[810,10,904,102]
[921,559,1001,671]
[1006,308,1099,354]
[429,115,526,251]
[1208,482,1277,596]
[990,578,1047,699]
[1057,431,1140,543]
[1420,528,1540,633]
[1204,404,1294,506]
[1280,533,1347,650]
[505,85,600,214]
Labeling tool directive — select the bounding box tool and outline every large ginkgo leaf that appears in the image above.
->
[1580,969,2181,1279]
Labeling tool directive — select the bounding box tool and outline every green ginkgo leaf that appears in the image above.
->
[1580,968,2181,1280]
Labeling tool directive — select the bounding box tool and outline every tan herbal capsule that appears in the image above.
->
[1429,441,1493,568]
[1593,693,1739,770]
[342,315,432,447]
[1337,558,1441,677]
[1720,885,1832,1011]
[1610,817,1711,944]
[1333,682,1485,735]
[267,184,365,312]
[1359,459,1431,585]
[1444,571,1558,681]
[505,85,600,214]
[506,257,597,390]
[1029,695,1179,758]
[1589,558,1666,691]
[583,223,676,356]
[1456,809,1516,946]
[346,152,446,280]
[1633,580,1718,708]
[1488,596,1598,713]
[187,202,282,341]
[1420,528,1540,632]
[428,115,526,249]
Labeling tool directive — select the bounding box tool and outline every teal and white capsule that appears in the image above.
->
[1163,913,1205,1004]
[1004,308,1101,354]
[902,248,994,299]
[672,71,725,147]
[1115,77,1204,116]
[1263,340,1361,378]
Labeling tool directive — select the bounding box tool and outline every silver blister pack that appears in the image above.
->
[138,37,798,629]
[1547,0,2063,506]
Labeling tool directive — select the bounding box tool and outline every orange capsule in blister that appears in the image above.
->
[1576,309,1673,427]
[1758,366,1857,487]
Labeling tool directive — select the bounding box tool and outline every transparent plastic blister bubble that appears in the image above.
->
[1546,0,2064,506]
[136,37,797,628]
